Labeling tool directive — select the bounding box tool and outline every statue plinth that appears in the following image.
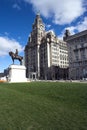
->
[8,64,27,83]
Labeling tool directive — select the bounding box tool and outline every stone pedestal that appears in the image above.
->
[8,65,27,83]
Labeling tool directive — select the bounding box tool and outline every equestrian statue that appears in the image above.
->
[9,49,23,65]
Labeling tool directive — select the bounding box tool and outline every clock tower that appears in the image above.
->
[32,12,45,45]
[25,13,45,79]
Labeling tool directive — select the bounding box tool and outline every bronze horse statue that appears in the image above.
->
[9,51,23,65]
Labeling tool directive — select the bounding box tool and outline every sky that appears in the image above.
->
[0,0,87,73]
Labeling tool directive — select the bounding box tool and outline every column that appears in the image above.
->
[47,42,50,67]
[37,45,40,79]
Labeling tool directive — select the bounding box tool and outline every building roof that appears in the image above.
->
[65,30,87,41]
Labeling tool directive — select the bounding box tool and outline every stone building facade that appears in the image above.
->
[25,13,69,80]
[40,31,68,80]
[64,29,87,80]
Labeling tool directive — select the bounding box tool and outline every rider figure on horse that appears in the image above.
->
[9,49,23,65]
[15,49,18,56]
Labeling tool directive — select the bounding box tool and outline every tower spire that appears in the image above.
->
[36,11,40,18]
[37,10,40,15]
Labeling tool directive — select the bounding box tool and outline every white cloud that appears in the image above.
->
[64,27,76,35]
[76,17,87,32]
[24,0,86,25]
[45,24,51,30]
[0,36,24,56]
[46,24,51,28]
[58,16,87,39]
[58,26,76,40]
[65,16,87,34]
[12,3,21,10]
[4,32,9,36]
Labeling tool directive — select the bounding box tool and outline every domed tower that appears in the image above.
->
[25,13,45,79]
[63,29,71,41]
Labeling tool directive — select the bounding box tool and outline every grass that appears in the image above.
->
[0,82,87,130]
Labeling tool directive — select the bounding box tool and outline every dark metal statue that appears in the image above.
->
[9,49,23,65]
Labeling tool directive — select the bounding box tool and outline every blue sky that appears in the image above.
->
[0,0,87,73]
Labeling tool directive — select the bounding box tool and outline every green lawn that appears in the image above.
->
[0,82,87,130]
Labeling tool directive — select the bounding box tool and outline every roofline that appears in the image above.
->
[65,30,87,41]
